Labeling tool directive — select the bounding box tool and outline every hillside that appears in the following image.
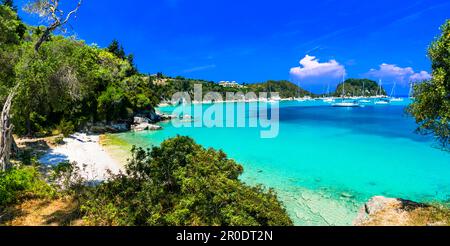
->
[334,79,386,97]
[153,77,312,102]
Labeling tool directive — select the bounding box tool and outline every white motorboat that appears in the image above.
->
[375,99,390,105]
[332,74,361,107]
[332,101,361,107]
[390,98,404,102]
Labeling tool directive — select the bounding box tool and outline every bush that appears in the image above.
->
[56,120,75,137]
[80,136,293,226]
[16,149,39,166]
[0,167,56,208]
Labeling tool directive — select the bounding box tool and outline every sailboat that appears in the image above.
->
[332,75,360,107]
[375,79,390,105]
[359,80,371,103]
[389,82,404,102]
[323,84,334,103]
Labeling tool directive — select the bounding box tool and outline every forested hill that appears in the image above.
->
[334,79,387,97]
[152,77,312,101]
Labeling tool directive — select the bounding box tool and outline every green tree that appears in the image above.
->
[1,0,16,12]
[0,4,23,102]
[335,79,385,97]
[408,20,450,150]
[81,136,293,226]
[107,39,126,60]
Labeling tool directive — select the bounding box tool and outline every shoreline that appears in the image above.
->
[157,96,402,107]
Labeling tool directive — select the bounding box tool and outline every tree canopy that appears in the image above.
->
[408,20,450,150]
[334,79,386,97]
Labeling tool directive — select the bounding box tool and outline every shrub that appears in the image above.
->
[0,167,56,208]
[56,120,75,137]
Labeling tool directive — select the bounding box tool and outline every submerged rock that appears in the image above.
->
[341,192,354,199]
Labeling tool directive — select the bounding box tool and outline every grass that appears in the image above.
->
[0,196,84,226]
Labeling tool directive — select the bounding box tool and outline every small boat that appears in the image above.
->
[389,82,404,102]
[390,98,404,102]
[332,74,361,107]
[332,101,361,107]
[375,99,390,105]
[323,98,334,103]
[359,99,371,103]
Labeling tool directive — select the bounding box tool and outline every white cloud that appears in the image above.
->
[366,63,431,84]
[290,55,346,80]
[410,71,432,82]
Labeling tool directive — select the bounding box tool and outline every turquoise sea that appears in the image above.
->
[110,99,450,225]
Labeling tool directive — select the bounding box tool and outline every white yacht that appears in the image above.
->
[323,98,335,103]
[375,99,390,105]
[332,75,361,107]
[389,82,404,102]
[332,101,361,107]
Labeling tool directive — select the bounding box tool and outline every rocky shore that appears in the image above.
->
[354,196,449,226]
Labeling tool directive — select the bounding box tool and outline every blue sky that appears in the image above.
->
[16,0,450,94]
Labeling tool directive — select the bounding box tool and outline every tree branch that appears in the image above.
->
[34,0,83,52]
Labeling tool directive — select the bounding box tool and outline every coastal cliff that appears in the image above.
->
[354,196,449,226]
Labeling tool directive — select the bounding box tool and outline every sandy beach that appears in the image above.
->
[39,133,123,181]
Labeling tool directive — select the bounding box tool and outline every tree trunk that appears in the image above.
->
[34,28,52,52]
[0,85,18,172]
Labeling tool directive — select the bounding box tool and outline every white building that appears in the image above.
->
[218,81,245,88]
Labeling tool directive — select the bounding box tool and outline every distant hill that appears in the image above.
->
[334,79,386,97]
[153,77,312,101]
[246,80,311,98]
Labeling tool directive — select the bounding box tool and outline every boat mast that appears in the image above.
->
[342,73,346,99]
[390,82,396,98]
[362,81,365,98]
[378,79,383,97]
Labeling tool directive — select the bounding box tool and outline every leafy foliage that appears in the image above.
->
[81,136,293,226]
[335,79,386,97]
[408,20,450,150]
[152,77,312,102]
[247,80,310,98]
[0,166,55,208]
[0,3,25,103]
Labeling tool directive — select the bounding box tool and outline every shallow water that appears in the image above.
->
[108,99,450,225]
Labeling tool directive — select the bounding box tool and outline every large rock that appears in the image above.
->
[148,110,161,122]
[354,196,400,225]
[353,196,431,226]
[131,123,162,132]
[88,122,130,134]
[134,116,150,124]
